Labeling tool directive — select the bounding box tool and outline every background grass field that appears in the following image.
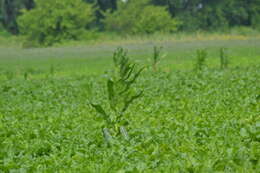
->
[0,37,260,172]
[1,36,260,77]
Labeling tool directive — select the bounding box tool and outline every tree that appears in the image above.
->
[18,0,95,46]
[97,0,117,11]
[103,0,178,34]
[0,0,34,34]
[152,0,260,31]
[1,0,260,36]
[1,0,18,34]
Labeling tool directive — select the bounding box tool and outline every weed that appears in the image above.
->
[152,46,165,72]
[90,47,144,143]
[50,65,55,76]
[24,71,28,80]
[220,47,229,69]
[4,71,15,80]
[194,49,207,71]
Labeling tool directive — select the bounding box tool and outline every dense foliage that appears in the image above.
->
[1,0,260,32]
[17,0,94,46]
[0,0,260,43]
[0,0,34,34]
[103,0,178,34]
[0,45,259,171]
[153,0,260,31]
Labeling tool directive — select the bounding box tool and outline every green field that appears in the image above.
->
[0,38,260,172]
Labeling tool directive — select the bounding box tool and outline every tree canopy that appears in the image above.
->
[1,0,259,45]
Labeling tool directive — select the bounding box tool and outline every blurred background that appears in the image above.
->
[0,0,259,47]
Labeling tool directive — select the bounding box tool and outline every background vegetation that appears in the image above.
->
[0,0,260,45]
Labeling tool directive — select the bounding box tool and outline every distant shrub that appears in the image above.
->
[18,0,95,46]
[103,0,179,34]
[230,26,260,36]
[21,39,40,49]
[252,13,260,29]
[177,6,229,32]
[0,27,12,38]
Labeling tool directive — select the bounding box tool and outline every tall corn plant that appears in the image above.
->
[90,48,144,144]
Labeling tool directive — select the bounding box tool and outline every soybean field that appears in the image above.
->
[0,39,260,172]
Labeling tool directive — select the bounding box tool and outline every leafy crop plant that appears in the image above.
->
[89,47,144,144]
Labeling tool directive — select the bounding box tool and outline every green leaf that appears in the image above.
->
[90,103,110,122]
[107,79,117,111]
[128,67,145,85]
[121,91,143,113]
[123,64,135,81]
[107,79,115,101]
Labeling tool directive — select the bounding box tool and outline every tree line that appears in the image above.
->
[1,0,259,45]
